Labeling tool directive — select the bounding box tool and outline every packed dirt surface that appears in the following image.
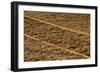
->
[25,11,90,33]
[24,11,90,62]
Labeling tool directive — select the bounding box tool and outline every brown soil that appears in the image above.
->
[25,11,90,33]
[24,11,90,62]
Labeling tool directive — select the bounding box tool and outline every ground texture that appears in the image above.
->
[24,11,90,62]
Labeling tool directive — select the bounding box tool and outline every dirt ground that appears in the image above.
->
[24,11,90,62]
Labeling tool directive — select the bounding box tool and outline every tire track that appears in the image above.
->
[25,34,89,58]
[25,15,89,36]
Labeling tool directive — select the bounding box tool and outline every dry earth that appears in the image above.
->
[24,11,90,62]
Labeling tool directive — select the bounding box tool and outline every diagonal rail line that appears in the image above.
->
[25,15,89,36]
[25,34,89,58]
